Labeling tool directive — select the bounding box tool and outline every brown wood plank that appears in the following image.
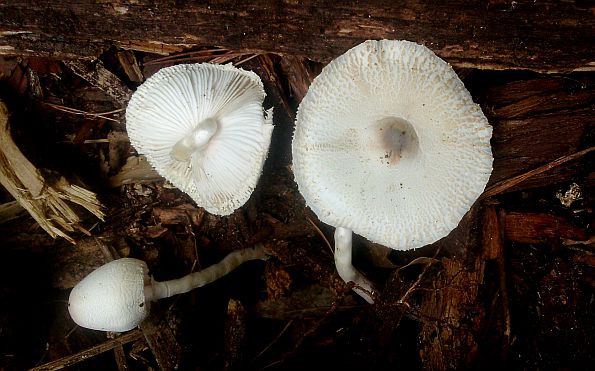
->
[503,212,587,244]
[484,76,594,190]
[1,1,594,72]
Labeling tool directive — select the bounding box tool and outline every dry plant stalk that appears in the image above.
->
[0,100,104,243]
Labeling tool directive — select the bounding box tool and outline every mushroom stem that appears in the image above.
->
[145,244,267,301]
[334,227,376,303]
[68,245,268,332]
[170,117,219,161]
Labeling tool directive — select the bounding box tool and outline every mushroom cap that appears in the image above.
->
[292,40,493,250]
[68,258,150,332]
[126,63,274,215]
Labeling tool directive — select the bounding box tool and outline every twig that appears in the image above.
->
[483,146,595,198]
[252,320,294,362]
[106,332,129,371]
[235,54,260,66]
[291,298,343,351]
[143,48,229,66]
[306,216,333,254]
[45,103,123,123]
[397,257,438,307]
[483,204,512,359]
[144,49,255,67]
[496,209,512,356]
[29,330,143,371]
[260,286,353,370]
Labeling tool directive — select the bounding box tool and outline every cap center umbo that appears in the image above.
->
[375,117,419,165]
[170,117,219,162]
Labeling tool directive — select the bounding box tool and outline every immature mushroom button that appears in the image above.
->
[291,40,493,303]
[68,245,267,332]
[125,63,274,216]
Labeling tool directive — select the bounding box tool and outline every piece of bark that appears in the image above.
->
[223,299,248,371]
[413,204,506,369]
[0,1,593,72]
[485,75,592,112]
[140,312,184,371]
[255,55,293,120]
[152,203,204,226]
[484,205,511,358]
[279,55,317,103]
[117,50,144,83]
[417,258,483,369]
[63,60,132,107]
[108,156,161,187]
[485,75,594,191]
[484,146,595,198]
[502,212,587,244]
[490,110,591,186]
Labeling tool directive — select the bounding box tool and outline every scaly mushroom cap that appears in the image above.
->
[68,258,150,332]
[292,40,493,250]
[126,63,274,216]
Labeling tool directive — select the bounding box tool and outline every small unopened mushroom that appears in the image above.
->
[126,63,274,216]
[68,245,266,332]
[292,40,493,303]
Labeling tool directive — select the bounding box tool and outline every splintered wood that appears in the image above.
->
[0,100,104,243]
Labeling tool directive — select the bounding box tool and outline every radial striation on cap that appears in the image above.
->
[126,63,274,215]
[292,40,493,250]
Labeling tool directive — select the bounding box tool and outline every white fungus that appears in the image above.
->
[68,258,149,332]
[68,246,267,332]
[292,40,493,302]
[126,63,274,216]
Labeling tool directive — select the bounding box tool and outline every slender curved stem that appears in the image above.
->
[334,227,376,303]
[146,245,267,301]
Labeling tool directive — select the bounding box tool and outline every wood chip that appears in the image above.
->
[63,59,132,107]
[117,50,144,83]
[108,156,161,187]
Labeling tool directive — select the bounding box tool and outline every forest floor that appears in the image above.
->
[0,47,593,371]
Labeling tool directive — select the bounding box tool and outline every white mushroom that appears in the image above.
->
[68,245,267,332]
[292,40,493,303]
[126,63,274,216]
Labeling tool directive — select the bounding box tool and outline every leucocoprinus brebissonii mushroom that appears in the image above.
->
[292,40,493,303]
[125,63,274,216]
[68,245,267,332]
